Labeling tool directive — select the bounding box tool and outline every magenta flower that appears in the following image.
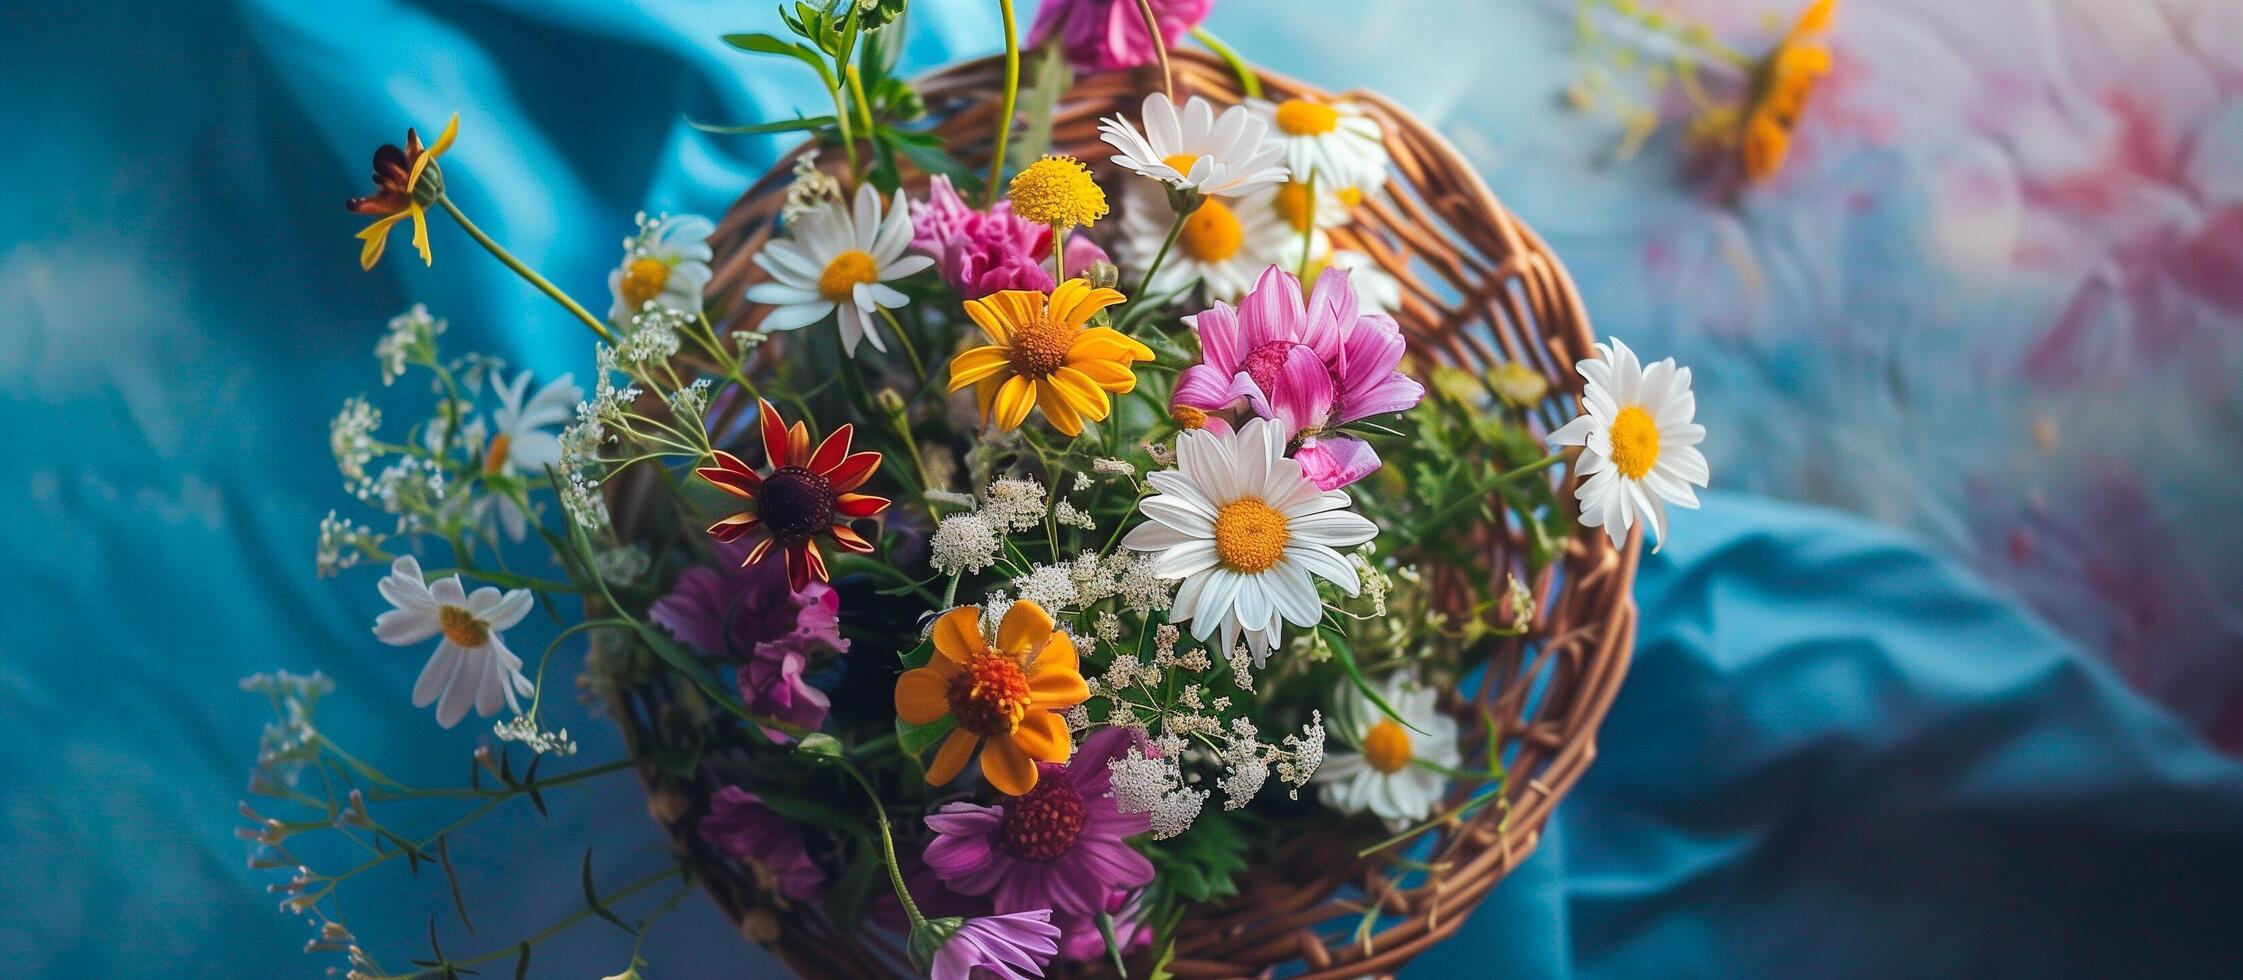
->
[1027,0,1215,73]
[910,175,1110,299]
[921,727,1154,918]
[699,786,824,905]
[651,537,846,740]
[1173,265,1425,489]
[929,910,1062,980]
[1054,888,1152,962]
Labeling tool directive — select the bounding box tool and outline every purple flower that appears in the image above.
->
[1027,0,1215,73]
[1054,888,1152,962]
[929,910,1062,980]
[698,786,824,905]
[910,176,1111,299]
[921,727,1154,918]
[651,537,846,740]
[1173,265,1425,490]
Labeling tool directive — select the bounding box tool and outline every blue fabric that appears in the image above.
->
[7,1,2243,977]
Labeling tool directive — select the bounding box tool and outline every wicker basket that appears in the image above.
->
[606,48,1638,980]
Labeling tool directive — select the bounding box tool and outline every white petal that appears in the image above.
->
[1285,544,1359,595]
[414,641,464,712]
[1286,510,1378,548]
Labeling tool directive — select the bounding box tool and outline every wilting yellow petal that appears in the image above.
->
[406,112,460,192]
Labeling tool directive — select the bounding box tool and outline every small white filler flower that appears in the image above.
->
[372,556,534,728]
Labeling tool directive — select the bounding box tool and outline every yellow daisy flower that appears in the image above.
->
[1007,155,1108,230]
[947,279,1152,437]
[346,113,459,270]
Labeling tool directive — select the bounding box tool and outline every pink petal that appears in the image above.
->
[1173,363,1248,411]
[1236,265,1305,353]
[1296,436,1383,491]
[1302,265,1359,360]
[1249,343,1335,438]
[1187,301,1245,372]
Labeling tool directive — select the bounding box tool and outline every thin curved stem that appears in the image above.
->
[1135,0,1174,99]
[1191,27,1260,98]
[988,0,1022,206]
[436,196,614,345]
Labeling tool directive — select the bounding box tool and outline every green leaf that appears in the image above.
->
[1319,624,1427,735]
[1144,809,1253,905]
[580,849,633,934]
[822,838,883,926]
[897,713,956,759]
[898,637,934,668]
[795,732,845,760]
[881,126,980,192]
[721,32,835,86]
[686,114,837,136]
[1008,44,1075,169]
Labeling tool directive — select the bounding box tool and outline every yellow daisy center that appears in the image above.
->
[438,605,490,648]
[620,256,671,311]
[818,249,879,303]
[948,652,1032,737]
[1337,186,1364,207]
[1170,405,1208,430]
[1008,155,1108,229]
[1609,405,1661,479]
[1362,718,1413,774]
[1213,497,1288,573]
[1274,98,1340,136]
[1006,314,1078,381]
[1161,153,1203,178]
[481,432,512,476]
[1272,182,1316,233]
[1178,198,1245,263]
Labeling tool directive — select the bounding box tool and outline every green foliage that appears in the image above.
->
[1144,809,1256,907]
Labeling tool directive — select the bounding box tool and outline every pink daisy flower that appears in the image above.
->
[929,910,1062,980]
[921,727,1154,917]
[1026,0,1214,74]
[1173,265,1426,489]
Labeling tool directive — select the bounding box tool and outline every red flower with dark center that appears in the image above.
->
[694,398,889,593]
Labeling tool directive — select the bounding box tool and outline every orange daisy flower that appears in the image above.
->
[346,113,459,270]
[893,601,1089,796]
[1740,0,1837,182]
[947,278,1152,437]
[694,398,890,593]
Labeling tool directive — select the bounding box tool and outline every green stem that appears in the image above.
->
[833,758,924,929]
[878,306,927,385]
[1128,208,1189,306]
[402,865,683,977]
[437,196,614,345]
[989,0,1022,206]
[1191,27,1260,97]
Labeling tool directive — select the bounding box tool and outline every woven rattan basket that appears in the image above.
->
[605,48,1638,980]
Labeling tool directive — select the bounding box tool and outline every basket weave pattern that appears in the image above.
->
[608,50,1638,980]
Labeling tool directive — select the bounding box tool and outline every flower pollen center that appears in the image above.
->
[1273,183,1316,232]
[1006,314,1077,380]
[1170,405,1208,431]
[1609,405,1661,480]
[481,432,513,476]
[1213,497,1289,574]
[1160,153,1203,179]
[947,652,1032,737]
[757,466,835,540]
[621,257,671,311]
[1274,98,1340,136]
[1178,199,1244,263]
[817,249,879,303]
[438,605,490,648]
[999,776,1086,861]
[1363,719,1413,774]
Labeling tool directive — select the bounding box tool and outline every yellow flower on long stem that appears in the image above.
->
[947,278,1151,437]
[1739,0,1836,182]
[346,113,459,269]
[893,602,1088,796]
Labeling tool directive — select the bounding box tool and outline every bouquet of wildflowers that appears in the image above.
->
[251,2,1711,977]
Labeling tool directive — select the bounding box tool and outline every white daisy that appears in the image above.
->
[605,213,714,324]
[1548,338,1709,550]
[1263,178,1355,235]
[1317,250,1403,315]
[1121,417,1379,664]
[372,555,535,728]
[1246,95,1391,192]
[744,183,932,356]
[1315,672,1459,827]
[1117,180,1299,303]
[481,369,581,540]
[1099,93,1289,199]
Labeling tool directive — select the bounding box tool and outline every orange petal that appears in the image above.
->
[981,737,1039,796]
[948,346,1012,391]
[707,512,761,543]
[962,297,1012,344]
[787,421,811,466]
[925,728,980,786]
[836,492,890,518]
[826,452,884,492]
[1034,380,1085,437]
[997,600,1054,657]
[992,375,1036,431]
[931,607,986,665]
[1027,636,1087,706]
[894,667,952,725]
[1012,709,1072,763]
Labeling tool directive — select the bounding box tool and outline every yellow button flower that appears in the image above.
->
[1007,155,1108,230]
